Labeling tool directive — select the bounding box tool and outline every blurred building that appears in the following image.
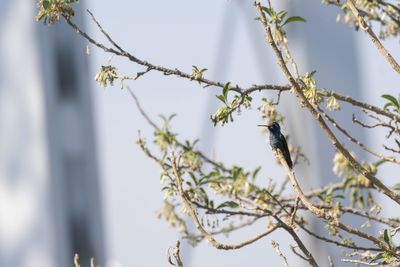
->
[0,1,104,267]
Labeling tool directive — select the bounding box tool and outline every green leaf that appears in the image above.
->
[252,166,261,179]
[261,6,274,17]
[343,176,354,191]
[383,102,394,111]
[188,172,198,186]
[381,94,399,109]
[297,79,307,89]
[35,12,47,21]
[216,201,239,209]
[317,193,326,201]
[309,70,317,78]
[282,16,306,26]
[216,95,227,104]
[383,229,392,248]
[278,11,287,19]
[168,113,177,122]
[370,253,384,263]
[223,82,231,99]
[43,0,51,10]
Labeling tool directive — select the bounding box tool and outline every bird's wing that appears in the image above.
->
[280,133,293,169]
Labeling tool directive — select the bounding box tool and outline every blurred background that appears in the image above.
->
[1,0,400,266]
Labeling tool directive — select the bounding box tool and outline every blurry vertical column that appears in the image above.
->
[0,0,57,266]
[286,1,364,264]
[36,1,105,267]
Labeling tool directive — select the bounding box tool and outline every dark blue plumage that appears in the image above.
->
[259,122,293,169]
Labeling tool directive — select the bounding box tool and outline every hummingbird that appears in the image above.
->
[258,122,293,169]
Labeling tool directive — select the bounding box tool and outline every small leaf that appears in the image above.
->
[370,253,383,263]
[261,6,274,17]
[297,79,307,89]
[43,0,51,10]
[334,194,344,199]
[168,114,177,121]
[309,70,317,77]
[383,102,394,111]
[277,10,288,20]
[282,16,306,26]
[382,94,399,109]
[383,229,391,248]
[317,193,326,201]
[223,82,231,99]
[216,95,227,104]
[216,201,239,209]
[35,13,47,21]
[252,166,262,179]
[343,176,354,191]
[188,172,198,185]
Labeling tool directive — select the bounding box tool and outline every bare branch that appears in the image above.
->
[328,255,334,267]
[173,241,184,267]
[341,258,378,266]
[318,107,400,164]
[271,240,290,267]
[346,0,400,75]
[63,14,287,95]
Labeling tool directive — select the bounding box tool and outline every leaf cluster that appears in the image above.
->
[36,0,78,25]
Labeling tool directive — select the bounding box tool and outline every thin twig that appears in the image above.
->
[346,0,400,75]
[341,258,378,266]
[64,14,287,95]
[173,240,184,267]
[127,88,230,172]
[171,154,279,250]
[318,106,400,164]
[332,91,400,122]
[290,245,310,263]
[289,197,300,227]
[328,255,334,267]
[271,240,290,267]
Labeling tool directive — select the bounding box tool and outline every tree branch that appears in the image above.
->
[254,1,400,205]
[171,154,279,250]
[271,240,290,267]
[346,0,400,75]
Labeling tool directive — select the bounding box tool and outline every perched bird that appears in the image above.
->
[258,122,293,169]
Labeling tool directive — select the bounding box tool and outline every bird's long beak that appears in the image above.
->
[257,124,271,128]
